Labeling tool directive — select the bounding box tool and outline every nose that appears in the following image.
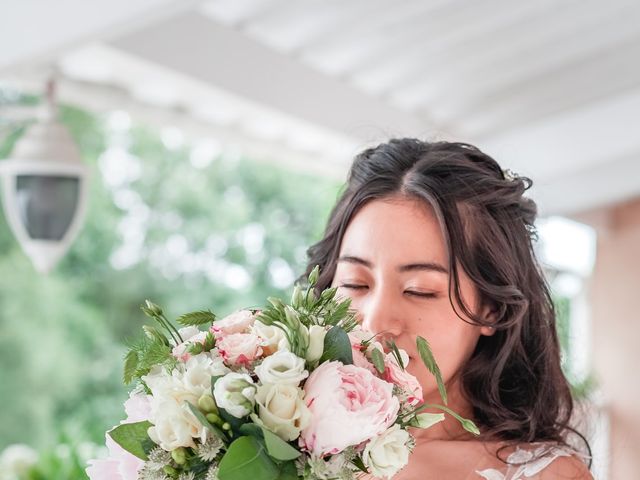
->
[360,285,403,337]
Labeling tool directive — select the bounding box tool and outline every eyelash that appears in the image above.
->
[339,284,438,299]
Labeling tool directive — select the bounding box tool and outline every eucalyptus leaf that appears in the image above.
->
[239,423,264,439]
[278,461,299,480]
[108,421,154,460]
[319,326,353,365]
[217,436,279,480]
[261,427,301,461]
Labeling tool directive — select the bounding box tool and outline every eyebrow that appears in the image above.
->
[337,255,449,274]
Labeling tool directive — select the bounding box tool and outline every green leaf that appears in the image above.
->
[217,436,279,480]
[416,336,447,405]
[238,423,263,439]
[370,348,386,375]
[351,456,369,474]
[142,325,169,345]
[277,461,299,480]
[123,350,139,385]
[261,428,301,461]
[136,339,172,375]
[108,421,154,460]
[177,310,216,326]
[319,326,353,365]
[187,403,228,444]
[387,340,405,370]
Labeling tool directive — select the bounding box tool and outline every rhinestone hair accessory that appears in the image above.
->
[502,168,517,181]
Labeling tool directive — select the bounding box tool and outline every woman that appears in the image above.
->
[305,139,593,479]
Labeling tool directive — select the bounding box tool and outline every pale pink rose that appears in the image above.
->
[86,394,150,480]
[348,332,377,374]
[123,393,152,421]
[384,354,423,406]
[172,330,209,362]
[300,361,399,457]
[217,332,263,366]
[86,435,143,480]
[212,310,256,336]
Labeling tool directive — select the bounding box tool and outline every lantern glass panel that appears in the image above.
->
[15,175,79,241]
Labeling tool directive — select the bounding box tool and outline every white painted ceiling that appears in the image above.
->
[1,0,639,216]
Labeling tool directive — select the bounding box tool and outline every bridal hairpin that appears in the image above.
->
[502,168,517,181]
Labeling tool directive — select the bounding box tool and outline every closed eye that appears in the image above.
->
[339,284,368,290]
[405,290,438,299]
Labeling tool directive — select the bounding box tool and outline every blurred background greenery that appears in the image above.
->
[0,92,341,478]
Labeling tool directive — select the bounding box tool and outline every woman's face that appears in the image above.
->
[331,196,494,400]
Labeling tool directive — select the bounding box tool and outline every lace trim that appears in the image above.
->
[475,444,582,480]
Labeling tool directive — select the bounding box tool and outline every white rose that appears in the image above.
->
[143,357,228,450]
[213,373,257,418]
[182,354,230,394]
[305,325,326,363]
[252,383,311,441]
[147,400,203,450]
[251,320,290,355]
[144,372,205,450]
[255,350,308,386]
[212,310,256,335]
[362,425,411,479]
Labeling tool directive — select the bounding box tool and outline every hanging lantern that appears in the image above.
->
[0,79,89,273]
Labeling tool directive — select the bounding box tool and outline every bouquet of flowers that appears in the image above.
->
[87,267,478,480]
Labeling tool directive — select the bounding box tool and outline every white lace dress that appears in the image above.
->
[475,443,588,480]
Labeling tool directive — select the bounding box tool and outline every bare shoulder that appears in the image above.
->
[536,454,593,480]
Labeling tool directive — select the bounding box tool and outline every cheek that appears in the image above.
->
[407,318,481,387]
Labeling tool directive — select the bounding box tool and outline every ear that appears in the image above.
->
[478,303,497,336]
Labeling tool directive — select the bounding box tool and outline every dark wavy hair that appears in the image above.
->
[304,138,591,465]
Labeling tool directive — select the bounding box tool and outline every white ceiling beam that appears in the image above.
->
[479,86,640,180]
[398,1,640,129]
[457,36,640,138]
[0,0,201,72]
[107,10,437,143]
[532,150,640,216]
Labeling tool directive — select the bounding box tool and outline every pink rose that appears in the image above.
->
[86,394,150,480]
[300,361,399,457]
[348,332,377,374]
[217,332,263,366]
[384,354,423,406]
[212,310,256,336]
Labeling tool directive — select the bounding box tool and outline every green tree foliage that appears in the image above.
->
[0,96,340,452]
